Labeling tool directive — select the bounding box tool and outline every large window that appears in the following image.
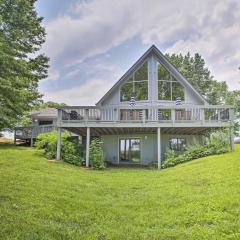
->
[119,138,141,163]
[157,63,184,101]
[120,61,148,102]
[169,138,186,152]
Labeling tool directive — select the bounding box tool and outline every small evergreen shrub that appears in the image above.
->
[163,130,230,168]
[35,131,82,166]
[90,138,105,170]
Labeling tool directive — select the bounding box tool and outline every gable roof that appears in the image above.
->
[96,45,208,106]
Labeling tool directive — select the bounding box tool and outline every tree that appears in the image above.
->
[167,53,240,134]
[0,0,49,130]
[166,53,228,105]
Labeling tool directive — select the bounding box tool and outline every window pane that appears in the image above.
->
[134,62,148,81]
[120,139,129,161]
[135,81,148,101]
[172,82,184,101]
[158,109,171,120]
[130,139,140,163]
[158,81,171,100]
[126,76,133,83]
[158,63,171,80]
[178,139,186,151]
[169,138,178,151]
[120,82,133,102]
[169,138,186,152]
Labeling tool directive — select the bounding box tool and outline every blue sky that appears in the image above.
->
[35,0,240,105]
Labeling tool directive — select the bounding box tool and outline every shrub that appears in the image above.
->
[35,131,82,166]
[163,130,230,168]
[90,138,105,170]
[147,161,158,169]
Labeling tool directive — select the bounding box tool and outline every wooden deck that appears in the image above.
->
[15,125,55,140]
[58,105,234,130]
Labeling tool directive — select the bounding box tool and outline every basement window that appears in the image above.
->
[169,138,186,152]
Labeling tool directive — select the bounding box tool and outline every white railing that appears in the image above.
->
[15,125,55,139]
[59,105,234,124]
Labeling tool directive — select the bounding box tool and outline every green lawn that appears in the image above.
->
[0,143,240,240]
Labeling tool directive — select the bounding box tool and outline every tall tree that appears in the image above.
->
[166,53,228,105]
[0,0,49,130]
[167,52,240,134]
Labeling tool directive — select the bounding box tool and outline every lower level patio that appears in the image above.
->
[57,126,234,169]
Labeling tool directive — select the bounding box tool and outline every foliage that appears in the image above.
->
[166,53,228,105]
[167,52,240,135]
[35,131,82,166]
[0,0,49,131]
[163,130,230,168]
[147,161,158,169]
[1,143,240,239]
[89,138,105,169]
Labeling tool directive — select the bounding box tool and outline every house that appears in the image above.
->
[56,45,233,168]
[14,108,57,145]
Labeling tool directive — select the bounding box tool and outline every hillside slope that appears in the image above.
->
[0,143,240,240]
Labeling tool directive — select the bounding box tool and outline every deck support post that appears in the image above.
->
[157,127,161,169]
[14,130,16,145]
[30,127,34,147]
[229,127,234,151]
[56,127,61,160]
[86,127,90,167]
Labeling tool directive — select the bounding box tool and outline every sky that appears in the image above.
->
[35,0,240,106]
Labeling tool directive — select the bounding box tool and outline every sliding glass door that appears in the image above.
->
[119,138,141,163]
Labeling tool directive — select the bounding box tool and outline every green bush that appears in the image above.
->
[35,131,82,166]
[163,130,230,168]
[147,161,158,169]
[90,138,105,170]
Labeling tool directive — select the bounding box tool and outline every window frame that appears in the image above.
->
[157,62,185,101]
[120,61,149,102]
[169,138,187,152]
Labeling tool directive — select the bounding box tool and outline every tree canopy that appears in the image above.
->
[0,0,49,130]
[167,52,240,134]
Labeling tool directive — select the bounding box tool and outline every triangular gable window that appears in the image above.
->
[120,61,148,102]
[157,62,184,101]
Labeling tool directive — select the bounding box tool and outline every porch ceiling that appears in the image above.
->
[64,127,223,136]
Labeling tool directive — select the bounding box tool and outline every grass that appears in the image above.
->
[0,143,240,240]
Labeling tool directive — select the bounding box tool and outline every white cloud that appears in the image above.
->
[42,0,240,105]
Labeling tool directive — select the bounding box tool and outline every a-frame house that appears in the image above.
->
[56,45,234,168]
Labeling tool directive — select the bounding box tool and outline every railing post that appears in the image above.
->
[171,109,175,124]
[142,109,146,124]
[200,108,205,124]
[85,109,89,122]
[218,109,221,122]
[114,108,118,122]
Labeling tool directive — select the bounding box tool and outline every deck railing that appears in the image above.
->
[59,105,234,124]
[15,125,55,139]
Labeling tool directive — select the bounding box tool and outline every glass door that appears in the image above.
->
[119,138,141,163]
